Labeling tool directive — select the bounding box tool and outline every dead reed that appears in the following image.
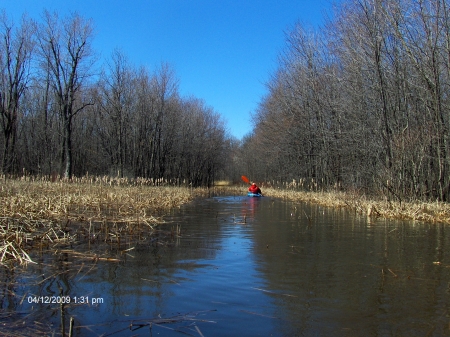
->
[263,187,450,224]
[0,177,212,266]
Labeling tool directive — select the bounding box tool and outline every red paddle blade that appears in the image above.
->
[241,175,250,184]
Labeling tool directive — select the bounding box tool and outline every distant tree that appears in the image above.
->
[0,12,34,174]
[149,63,179,179]
[96,49,134,177]
[36,11,95,178]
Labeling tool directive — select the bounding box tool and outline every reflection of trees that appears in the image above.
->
[251,201,450,335]
[3,197,450,336]
[4,196,450,335]
[0,198,228,335]
[0,266,18,310]
[0,254,79,334]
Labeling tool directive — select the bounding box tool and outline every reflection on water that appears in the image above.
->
[1,195,450,336]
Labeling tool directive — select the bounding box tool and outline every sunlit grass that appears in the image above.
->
[0,178,211,220]
[214,180,232,186]
[0,176,213,266]
[263,187,450,224]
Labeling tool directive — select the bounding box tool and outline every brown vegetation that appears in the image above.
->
[0,176,213,266]
[263,187,450,224]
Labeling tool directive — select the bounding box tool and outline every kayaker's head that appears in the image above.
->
[252,183,256,186]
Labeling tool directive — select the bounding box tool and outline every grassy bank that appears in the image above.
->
[0,177,214,266]
[1,177,211,220]
[263,187,450,224]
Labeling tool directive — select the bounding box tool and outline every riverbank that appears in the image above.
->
[2,178,449,266]
[0,177,215,266]
[263,187,450,224]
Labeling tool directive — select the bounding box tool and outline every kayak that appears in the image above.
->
[247,192,263,197]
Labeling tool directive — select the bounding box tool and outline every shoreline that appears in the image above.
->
[1,179,449,266]
[262,187,450,225]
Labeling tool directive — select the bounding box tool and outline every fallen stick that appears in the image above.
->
[195,325,205,337]
[388,268,398,278]
[251,287,297,297]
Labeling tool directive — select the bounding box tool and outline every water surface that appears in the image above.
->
[2,195,450,336]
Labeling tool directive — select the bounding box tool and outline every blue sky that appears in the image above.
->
[0,0,337,140]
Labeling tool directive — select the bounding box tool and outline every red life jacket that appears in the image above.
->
[248,184,261,194]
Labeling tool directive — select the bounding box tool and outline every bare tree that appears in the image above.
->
[97,49,134,177]
[149,63,179,178]
[0,11,34,174]
[242,0,450,201]
[0,9,231,185]
[36,11,95,178]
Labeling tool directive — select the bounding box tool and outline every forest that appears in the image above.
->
[241,0,450,202]
[0,10,230,187]
[2,0,450,202]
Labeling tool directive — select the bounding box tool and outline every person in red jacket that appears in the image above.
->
[248,183,262,195]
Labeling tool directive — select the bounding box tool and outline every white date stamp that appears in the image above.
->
[27,295,104,305]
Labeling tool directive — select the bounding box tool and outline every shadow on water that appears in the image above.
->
[1,195,450,336]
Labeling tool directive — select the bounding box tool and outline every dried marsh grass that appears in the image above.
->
[263,187,450,224]
[0,177,211,266]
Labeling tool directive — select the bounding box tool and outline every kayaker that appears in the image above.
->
[248,183,262,195]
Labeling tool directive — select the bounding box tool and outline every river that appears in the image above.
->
[2,195,450,336]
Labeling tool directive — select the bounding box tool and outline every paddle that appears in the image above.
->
[241,175,250,185]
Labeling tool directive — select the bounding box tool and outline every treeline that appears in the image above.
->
[0,11,229,186]
[241,0,450,201]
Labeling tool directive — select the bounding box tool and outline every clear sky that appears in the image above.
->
[0,0,337,140]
